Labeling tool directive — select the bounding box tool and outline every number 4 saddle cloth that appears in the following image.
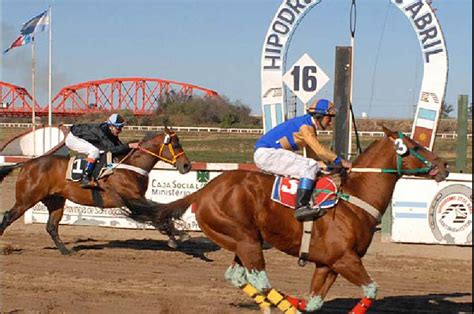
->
[271,176,340,210]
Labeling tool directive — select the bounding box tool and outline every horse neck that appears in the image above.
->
[124,149,158,172]
[344,138,399,217]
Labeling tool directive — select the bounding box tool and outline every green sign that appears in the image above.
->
[197,171,210,183]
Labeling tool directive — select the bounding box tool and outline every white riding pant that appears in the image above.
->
[65,132,100,160]
[254,148,319,180]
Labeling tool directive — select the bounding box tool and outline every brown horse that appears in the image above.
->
[0,127,191,255]
[122,127,449,313]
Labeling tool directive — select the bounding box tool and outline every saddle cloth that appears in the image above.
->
[65,153,113,182]
[271,176,339,210]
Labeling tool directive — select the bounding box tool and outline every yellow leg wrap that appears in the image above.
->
[266,289,297,314]
[241,284,271,310]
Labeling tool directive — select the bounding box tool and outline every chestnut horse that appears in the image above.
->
[0,127,191,255]
[123,127,449,313]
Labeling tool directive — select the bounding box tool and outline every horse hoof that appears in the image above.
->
[179,233,190,242]
[167,239,178,249]
[59,248,72,256]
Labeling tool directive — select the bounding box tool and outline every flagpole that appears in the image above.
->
[48,6,53,127]
[31,37,36,157]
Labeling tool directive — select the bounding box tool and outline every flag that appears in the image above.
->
[20,10,49,36]
[2,9,49,55]
[3,34,33,54]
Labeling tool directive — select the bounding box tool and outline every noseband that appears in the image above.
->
[138,132,185,165]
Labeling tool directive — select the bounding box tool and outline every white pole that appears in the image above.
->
[48,6,53,127]
[32,38,36,157]
[348,0,356,159]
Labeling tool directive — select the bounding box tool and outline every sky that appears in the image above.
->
[0,0,472,119]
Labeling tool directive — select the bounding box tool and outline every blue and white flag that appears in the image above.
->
[3,9,49,54]
[20,10,49,36]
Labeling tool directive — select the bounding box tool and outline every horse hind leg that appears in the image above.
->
[0,200,37,236]
[42,196,70,255]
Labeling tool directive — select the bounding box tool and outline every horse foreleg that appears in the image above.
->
[332,252,378,314]
[43,197,70,255]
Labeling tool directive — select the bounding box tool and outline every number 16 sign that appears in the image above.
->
[283,53,329,105]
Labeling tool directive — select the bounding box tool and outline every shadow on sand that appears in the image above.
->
[47,236,221,262]
[233,292,472,313]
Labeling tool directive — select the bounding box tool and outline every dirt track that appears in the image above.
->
[0,221,472,314]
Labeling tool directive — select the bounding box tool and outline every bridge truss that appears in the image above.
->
[0,78,218,117]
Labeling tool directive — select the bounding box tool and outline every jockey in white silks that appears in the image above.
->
[65,113,139,188]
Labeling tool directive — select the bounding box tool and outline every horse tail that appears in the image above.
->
[0,163,23,183]
[121,191,199,224]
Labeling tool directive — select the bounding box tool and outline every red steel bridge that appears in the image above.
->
[0,78,218,117]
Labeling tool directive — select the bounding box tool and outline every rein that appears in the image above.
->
[100,132,184,178]
[349,132,433,176]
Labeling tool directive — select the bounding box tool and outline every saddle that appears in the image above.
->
[271,175,340,210]
[65,152,113,182]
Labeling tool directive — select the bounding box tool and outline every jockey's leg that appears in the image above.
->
[65,133,100,189]
[81,154,98,189]
[332,251,378,314]
[43,196,70,255]
[294,159,323,222]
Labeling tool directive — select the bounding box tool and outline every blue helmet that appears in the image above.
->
[307,99,336,116]
[106,113,126,128]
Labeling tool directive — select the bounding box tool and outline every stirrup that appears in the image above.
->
[80,177,97,189]
[294,206,325,222]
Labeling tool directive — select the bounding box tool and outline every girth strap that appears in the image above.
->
[111,163,149,177]
[339,194,382,223]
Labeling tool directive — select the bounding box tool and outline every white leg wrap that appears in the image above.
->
[363,282,378,299]
[306,295,324,312]
[224,264,247,288]
[246,269,272,292]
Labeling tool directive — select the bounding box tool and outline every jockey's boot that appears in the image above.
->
[80,161,97,189]
[294,178,324,222]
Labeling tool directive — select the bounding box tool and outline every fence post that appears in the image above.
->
[456,95,468,173]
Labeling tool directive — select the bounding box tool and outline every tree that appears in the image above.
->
[440,101,454,118]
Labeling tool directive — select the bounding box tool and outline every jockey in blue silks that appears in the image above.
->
[254,99,352,221]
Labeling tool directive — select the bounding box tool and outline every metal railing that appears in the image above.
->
[0,123,471,139]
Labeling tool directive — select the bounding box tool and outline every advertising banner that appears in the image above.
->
[25,167,224,231]
[391,173,472,246]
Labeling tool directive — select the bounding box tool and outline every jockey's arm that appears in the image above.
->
[108,143,131,155]
[300,125,338,163]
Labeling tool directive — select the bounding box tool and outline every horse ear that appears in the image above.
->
[382,125,397,140]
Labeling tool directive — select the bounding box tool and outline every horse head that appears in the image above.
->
[382,126,449,182]
[139,127,192,174]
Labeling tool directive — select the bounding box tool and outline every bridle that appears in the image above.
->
[385,132,434,176]
[137,132,185,165]
[336,132,435,176]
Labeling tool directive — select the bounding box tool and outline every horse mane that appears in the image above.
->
[143,131,159,142]
[352,137,385,167]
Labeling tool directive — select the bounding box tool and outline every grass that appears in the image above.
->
[1,126,471,173]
